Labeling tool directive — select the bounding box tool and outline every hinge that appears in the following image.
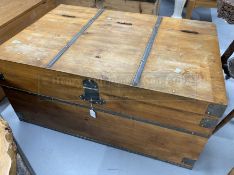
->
[206,104,227,118]
[200,118,219,128]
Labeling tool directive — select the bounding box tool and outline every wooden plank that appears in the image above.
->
[141,18,227,105]
[52,9,156,84]
[0,0,56,44]
[4,87,208,169]
[0,117,17,175]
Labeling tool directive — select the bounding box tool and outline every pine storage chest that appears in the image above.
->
[0,5,228,169]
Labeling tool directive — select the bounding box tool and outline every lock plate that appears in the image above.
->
[80,79,104,105]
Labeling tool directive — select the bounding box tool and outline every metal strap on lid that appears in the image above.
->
[46,8,105,68]
[132,16,163,86]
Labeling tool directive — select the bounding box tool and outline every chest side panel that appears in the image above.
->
[4,87,207,169]
[0,61,216,137]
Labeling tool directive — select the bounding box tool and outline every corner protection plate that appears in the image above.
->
[200,118,219,128]
[206,104,227,118]
[16,112,24,121]
[181,158,196,167]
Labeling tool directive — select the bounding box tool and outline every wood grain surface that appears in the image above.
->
[57,0,158,14]
[0,60,216,138]
[0,5,227,105]
[4,87,208,169]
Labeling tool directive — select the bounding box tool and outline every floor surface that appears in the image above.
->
[0,6,234,175]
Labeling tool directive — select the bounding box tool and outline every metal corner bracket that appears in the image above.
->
[199,118,219,128]
[206,104,227,118]
[181,158,196,168]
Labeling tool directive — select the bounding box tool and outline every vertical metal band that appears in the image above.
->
[132,16,163,86]
[46,8,105,68]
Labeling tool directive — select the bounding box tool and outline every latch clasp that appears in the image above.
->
[80,79,105,105]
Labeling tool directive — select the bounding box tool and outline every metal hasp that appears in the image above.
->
[80,79,105,105]
[46,8,105,68]
[132,16,163,86]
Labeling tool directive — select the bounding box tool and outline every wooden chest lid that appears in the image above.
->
[0,5,227,105]
[0,0,44,29]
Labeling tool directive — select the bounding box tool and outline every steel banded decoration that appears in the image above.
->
[46,8,105,68]
[132,16,163,86]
